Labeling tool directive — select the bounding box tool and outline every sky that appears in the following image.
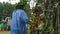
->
[0,0,37,9]
[0,0,20,4]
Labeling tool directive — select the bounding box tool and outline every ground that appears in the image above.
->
[0,31,10,34]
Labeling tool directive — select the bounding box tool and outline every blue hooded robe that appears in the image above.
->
[10,9,29,34]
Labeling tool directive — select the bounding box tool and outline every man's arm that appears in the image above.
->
[20,11,29,24]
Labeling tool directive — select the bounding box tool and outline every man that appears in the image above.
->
[5,17,11,30]
[10,2,29,34]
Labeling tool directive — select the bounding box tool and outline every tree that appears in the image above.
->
[0,2,14,20]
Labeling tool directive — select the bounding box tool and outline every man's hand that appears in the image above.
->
[30,19,34,23]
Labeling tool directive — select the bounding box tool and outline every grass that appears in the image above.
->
[0,31,10,34]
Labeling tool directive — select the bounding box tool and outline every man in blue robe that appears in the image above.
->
[10,2,29,34]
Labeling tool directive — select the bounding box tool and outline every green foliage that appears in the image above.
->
[0,2,14,20]
[37,3,45,10]
[38,23,44,30]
